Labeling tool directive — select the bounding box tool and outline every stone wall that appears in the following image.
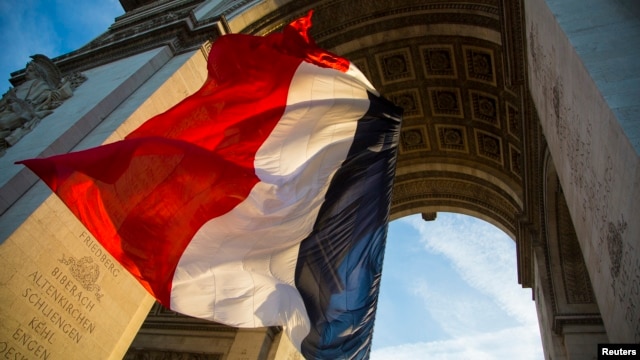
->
[0,46,210,359]
[525,0,640,343]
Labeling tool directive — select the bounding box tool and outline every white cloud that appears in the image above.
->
[411,280,513,338]
[405,214,538,326]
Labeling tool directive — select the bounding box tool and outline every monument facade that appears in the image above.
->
[0,0,637,359]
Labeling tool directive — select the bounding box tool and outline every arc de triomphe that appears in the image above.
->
[0,1,637,359]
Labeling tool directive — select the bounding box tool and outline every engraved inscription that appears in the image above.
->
[2,260,102,358]
[607,220,626,278]
[80,231,120,278]
[6,326,51,359]
[25,269,97,338]
[529,21,639,340]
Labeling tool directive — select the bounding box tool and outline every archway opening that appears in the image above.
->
[372,212,543,359]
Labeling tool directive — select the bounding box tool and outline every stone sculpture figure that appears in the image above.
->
[0,54,84,155]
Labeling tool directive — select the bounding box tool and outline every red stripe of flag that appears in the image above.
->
[18,10,350,306]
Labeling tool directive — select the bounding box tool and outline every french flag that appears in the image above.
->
[18,11,402,359]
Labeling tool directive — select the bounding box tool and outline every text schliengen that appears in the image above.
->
[22,287,95,340]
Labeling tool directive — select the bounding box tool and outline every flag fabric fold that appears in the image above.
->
[18,11,402,360]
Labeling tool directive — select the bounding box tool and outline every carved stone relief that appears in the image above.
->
[606,219,627,279]
[0,54,86,155]
[387,89,423,118]
[435,125,467,153]
[506,102,520,140]
[475,129,503,164]
[400,126,429,152]
[59,254,104,302]
[463,45,496,85]
[420,45,456,78]
[375,48,415,84]
[340,31,523,197]
[428,88,463,118]
[508,144,522,178]
[470,90,499,126]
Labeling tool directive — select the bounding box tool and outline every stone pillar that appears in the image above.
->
[0,45,211,359]
[525,0,640,343]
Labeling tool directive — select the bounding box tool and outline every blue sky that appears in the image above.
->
[372,214,542,359]
[0,0,124,90]
[0,1,543,358]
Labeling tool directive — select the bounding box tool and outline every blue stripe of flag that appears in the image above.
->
[295,93,402,359]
